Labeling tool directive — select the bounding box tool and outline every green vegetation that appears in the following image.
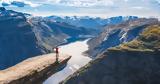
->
[115,25,160,51]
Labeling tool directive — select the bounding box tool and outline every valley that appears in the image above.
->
[0,4,159,84]
[44,39,91,84]
[0,7,94,70]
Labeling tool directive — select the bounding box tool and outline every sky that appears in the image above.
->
[0,0,160,18]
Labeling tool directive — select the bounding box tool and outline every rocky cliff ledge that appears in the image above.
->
[61,49,160,84]
[0,53,71,84]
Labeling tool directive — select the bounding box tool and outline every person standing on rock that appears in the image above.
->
[55,47,59,63]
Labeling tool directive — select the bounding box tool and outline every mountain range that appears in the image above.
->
[0,7,142,70]
[61,24,160,84]
[47,16,138,31]
[87,18,159,58]
[0,7,93,69]
[0,8,160,84]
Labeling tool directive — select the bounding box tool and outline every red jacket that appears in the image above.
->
[55,48,59,53]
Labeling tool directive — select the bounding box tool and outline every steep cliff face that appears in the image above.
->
[0,9,44,70]
[0,8,91,70]
[62,50,160,84]
[87,18,159,58]
[61,25,160,84]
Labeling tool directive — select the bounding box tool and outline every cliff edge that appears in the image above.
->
[0,53,71,84]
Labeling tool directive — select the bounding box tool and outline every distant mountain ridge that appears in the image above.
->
[47,16,138,30]
[87,18,159,58]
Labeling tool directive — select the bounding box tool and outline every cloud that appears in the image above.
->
[2,2,10,6]
[23,1,42,7]
[10,1,27,7]
[156,0,160,5]
[1,1,28,7]
[0,0,159,18]
[2,0,158,8]
[58,0,114,7]
[131,6,146,10]
[4,0,114,7]
[156,0,160,3]
[0,0,42,7]
[124,0,129,2]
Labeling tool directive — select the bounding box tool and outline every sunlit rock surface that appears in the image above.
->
[0,53,71,84]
